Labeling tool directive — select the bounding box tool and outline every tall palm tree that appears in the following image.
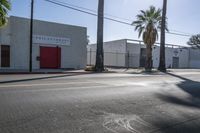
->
[158,0,167,72]
[95,0,104,72]
[0,0,11,27]
[132,6,162,72]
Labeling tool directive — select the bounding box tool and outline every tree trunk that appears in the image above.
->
[158,0,167,72]
[95,0,104,72]
[145,44,152,72]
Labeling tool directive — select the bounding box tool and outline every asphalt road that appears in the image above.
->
[0,71,200,133]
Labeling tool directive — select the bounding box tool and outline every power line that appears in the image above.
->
[44,0,132,25]
[52,0,134,22]
[166,31,191,37]
[50,0,195,37]
[44,0,193,37]
[169,30,193,36]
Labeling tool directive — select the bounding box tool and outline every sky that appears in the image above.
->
[9,0,200,46]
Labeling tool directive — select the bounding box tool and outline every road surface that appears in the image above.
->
[0,71,200,133]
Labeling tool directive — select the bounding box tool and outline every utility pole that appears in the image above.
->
[158,0,167,72]
[95,0,104,72]
[29,0,34,72]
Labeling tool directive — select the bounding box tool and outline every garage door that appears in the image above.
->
[40,46,61,69]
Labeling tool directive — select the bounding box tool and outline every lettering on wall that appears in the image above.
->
[33,35,70,46]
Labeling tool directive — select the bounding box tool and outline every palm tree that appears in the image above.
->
[158,0,167,72]
[95,0,104,72]
[0,0,11,27]
[132,6,162,72]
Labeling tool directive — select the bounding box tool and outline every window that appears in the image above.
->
[1,45,10,67]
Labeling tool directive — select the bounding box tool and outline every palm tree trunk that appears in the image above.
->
[95,0,104,72]
[158,0,167,72]
[145,45,152,72]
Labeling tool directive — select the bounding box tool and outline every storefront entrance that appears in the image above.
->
[40,46,61,69]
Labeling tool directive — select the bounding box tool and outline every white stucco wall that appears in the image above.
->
[152,46,189,68]
[127,43,141,67]
[152,46,174,68]
[0,20,12,69]
[189,48,200,68]
[88,38,200,69]
[179,48,189,68]
[87,39,127,67]
[0,16,87,70]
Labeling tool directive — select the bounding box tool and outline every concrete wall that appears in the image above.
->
[127,43,141,67]
[179,48,189,68]
[0,19,12,69]
[152,46,189,68]
[0,16,87,70]
[189,48,200,68]
[10,16,30,69]
[152,46,175,68]
[87,40,194,69]
[87,39,127,67]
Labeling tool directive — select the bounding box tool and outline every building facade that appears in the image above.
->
[0,16,87,71]
[87,39,200,68]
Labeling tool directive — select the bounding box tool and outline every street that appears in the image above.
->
[0,70,200,133]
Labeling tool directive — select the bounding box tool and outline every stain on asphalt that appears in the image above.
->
[103,113,156,133]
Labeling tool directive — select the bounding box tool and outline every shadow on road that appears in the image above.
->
[0,72,95,84]
[152,72,200,133]
[156,72,200,109]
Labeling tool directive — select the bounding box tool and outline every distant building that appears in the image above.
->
[87,39,200,68]
[0,16,87,71]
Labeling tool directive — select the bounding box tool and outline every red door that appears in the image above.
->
[40,46,61,69]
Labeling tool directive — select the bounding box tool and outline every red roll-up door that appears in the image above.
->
[40,46,61,69]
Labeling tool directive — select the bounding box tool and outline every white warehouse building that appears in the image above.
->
[0,16,87,71]
[87,39,200,69]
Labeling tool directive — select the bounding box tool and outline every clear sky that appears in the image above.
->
[9,0,200,46]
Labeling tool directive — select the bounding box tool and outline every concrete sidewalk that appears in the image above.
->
[0,69,87,74]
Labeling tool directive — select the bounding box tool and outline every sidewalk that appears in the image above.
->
[0,69,93,83]
[0,69,89,74]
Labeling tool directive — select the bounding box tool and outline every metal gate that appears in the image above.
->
[40,46,61,69]
[172,57,179,68]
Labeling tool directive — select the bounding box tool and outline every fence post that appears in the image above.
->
[90,48,92,66]
[127,51,129,69]
[116,51,118,67]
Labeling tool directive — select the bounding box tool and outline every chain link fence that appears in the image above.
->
[87,50,140,68]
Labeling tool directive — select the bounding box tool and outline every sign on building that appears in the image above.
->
[33,35,70,46]
[173,49,179,57]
